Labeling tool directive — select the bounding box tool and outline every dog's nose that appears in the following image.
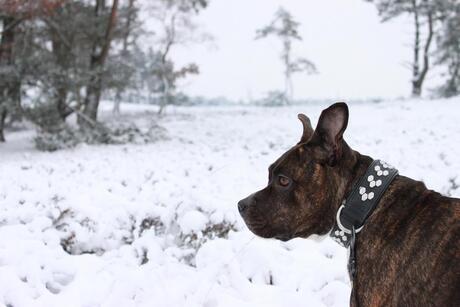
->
[238,199,249,213]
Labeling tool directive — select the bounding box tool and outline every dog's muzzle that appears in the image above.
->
[238,193,255,214]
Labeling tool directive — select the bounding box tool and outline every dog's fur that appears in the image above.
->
[238,103,460,307]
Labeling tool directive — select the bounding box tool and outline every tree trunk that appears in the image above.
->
[50,24,72,122]
[112,0,135,116]
[158,74,170,115]
[283,40,292,104]
[411,0,421,97]
[82,74,103,124]
[56,86,71,120]
[78,0,119,129]
[411,2,434,97]
[0,16,21,142]
[445,60,460,97]
[113,91,121,115]
[0,106,6,142]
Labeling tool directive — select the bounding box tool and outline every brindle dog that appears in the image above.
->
[238,103,460,307]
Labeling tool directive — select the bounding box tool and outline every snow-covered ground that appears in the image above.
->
[1,98,459,307]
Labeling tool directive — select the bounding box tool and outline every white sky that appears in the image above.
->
[169,0,441,101]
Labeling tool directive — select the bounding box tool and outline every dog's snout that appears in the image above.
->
[238,199,249,213]
[238,194,255,213]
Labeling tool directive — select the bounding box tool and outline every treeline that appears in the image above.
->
[0,0,459,144]
[0,0,207,142]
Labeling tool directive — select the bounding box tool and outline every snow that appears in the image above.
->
[179,210,209,233]
[0,98,459,307]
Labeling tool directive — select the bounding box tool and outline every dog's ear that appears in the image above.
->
[297,113,314,143]
[310,102,349,166]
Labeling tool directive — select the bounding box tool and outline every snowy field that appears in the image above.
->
[1,98,460,307]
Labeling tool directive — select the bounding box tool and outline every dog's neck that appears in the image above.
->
[333,144,374,214]
[331,145,429,246]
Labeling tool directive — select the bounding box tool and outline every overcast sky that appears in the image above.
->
[168,0,441,101]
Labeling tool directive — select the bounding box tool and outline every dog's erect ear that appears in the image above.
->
[310,102,349,166]
[297,113,314,143]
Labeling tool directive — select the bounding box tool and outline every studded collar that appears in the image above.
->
[330,160,399,248]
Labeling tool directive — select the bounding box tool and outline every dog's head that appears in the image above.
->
[238,103,356,241]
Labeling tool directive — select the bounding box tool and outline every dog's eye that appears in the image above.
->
[278,175,291,187]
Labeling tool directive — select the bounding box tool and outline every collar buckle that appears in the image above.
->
[336,204,364,235]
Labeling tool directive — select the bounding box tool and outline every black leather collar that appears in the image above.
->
[330,160,398,248]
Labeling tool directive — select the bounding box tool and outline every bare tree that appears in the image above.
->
[148,0,209,114]
[255,7,317,104]
[366,0,440,97]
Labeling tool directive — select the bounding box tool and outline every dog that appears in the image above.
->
[238,103,459,307]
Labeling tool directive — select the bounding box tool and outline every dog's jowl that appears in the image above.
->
[238,102,460,307]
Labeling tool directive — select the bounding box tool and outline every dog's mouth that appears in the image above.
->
[242,216,274,238]
[251,227,292,241]
[244,220,268,235]
[239,203,293,241]
[244,218,292,241]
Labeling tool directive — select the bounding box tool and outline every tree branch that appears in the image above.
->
[98,0,119,64]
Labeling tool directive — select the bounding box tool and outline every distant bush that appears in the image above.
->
[34,126,79,151]
[255,90,289,106]
[34,121,167,151]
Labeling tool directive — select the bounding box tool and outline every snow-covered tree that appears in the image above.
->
[0,0,210,143]
[20,1,98,131]
[0,0,63,140]
[16,0,129,132]
[255,7,317,104]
